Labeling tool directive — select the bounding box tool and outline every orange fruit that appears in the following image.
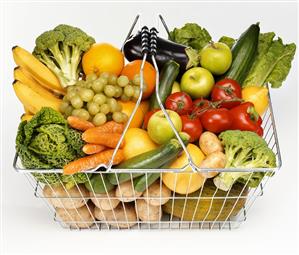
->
[121,60,156,99]
[123,128,158,160]
[119,100,149,128]
[82,43,124,76]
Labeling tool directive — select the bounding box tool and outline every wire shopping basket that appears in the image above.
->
[13,15,282,230]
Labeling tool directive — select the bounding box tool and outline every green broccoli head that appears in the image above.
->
[33,24,95,88]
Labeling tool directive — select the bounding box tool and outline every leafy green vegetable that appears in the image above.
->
[169,23,211,51]
[16,107,85,185]
[218,36,236,49]
[213,130,276,191]
[33,24,95,87]
[62,173,91,189]
[243,33,296,88]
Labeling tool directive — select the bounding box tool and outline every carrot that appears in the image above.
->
[67,116,95,131]
[82,144,106,155]
[82,131,124,148]
[87,121,124,134]
[63,149,124,175]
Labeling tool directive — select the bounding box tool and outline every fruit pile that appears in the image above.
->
[12,22,295,229]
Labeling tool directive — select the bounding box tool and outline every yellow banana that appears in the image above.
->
[21,114,33,122]
[23,106,32,115]
[12,46,65,95]
[13,80,62,114]
[14,66,61,101]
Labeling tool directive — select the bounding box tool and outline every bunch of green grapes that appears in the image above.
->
[59,72,142,126]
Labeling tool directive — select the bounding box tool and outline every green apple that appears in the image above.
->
[171,81,181,94]
[147,110,182,144]
[180,67,214,98]
[200,42,232,75]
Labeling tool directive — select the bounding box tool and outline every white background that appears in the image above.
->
[1,1,298,255]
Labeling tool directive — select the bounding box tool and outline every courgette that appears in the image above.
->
[149,60,180,110]
[108,134,189,185]
[222,23,260,85]
[85,174,114,194]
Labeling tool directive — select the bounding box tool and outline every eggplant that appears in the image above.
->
[123,32,200,75]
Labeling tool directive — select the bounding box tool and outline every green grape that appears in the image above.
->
[100,72,110,79]
[93,113,107,126]
[124,85,134,97]
[72,109,81,117]
[115,102,122,112]
[122,112,128,122]
[133,74,141,86]
[75,80,85,87]
[107,98,118,112]
[142,83,147,92]
[93,93,107,105]
[70,96,83,109]
[85,81,93,89]
[66,90,78,100]
[64,105,74,117]
[100,104,110,114]
[133,86,141,99]
[86,73,98,82]
[63,96,69,102]
[92,79,104,93]
[108,74,118,85]
[67,86,76,93]
[59,101,69,113]
[98,77,108,86]
[114,86,123,98]
[112,112,123,123]
[120,94,130,102]
[87,102,100,115]
[78,109,90,121]
[79,88,95,102]
[117,75,129,87]
[104,85,116,97]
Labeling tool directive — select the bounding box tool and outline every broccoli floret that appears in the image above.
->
[33,24,95,88]
[214,130,276,191]
[62,173,91,189]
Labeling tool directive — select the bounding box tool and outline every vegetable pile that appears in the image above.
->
[12,21,295,228]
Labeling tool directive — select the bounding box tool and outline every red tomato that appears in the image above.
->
[143,109,159,129]
[165,92,193,115]
[181,115,203,142]
[201,108,232,133]
[192,98,211,117]
[211,78,242,109]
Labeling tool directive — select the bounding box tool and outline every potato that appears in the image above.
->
[199,151,226,178]
[199,131,223,155]
[115,181,142,202]
[56,204,94,229]
[90,190,120,210]
[94,203,137,229]
[43,184,89,209]
[136,199,162,222]
[143,181,171,206]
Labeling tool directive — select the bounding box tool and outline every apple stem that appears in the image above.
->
[210,41,217,49]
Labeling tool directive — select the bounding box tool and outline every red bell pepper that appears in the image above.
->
[229,102,263,136]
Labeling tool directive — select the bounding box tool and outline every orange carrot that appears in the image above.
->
[82,144,106,155]
[82,131,124,148]
[87,121,124,134]
[63,149,124,175]
[67,116,95,131]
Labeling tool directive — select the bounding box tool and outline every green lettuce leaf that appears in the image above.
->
[218,36,236,49]
[169,23,211,51]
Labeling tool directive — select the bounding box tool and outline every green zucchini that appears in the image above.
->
[222,23,260,85]
[149,60,180,110]
[108,134,189,185]
[85,174,114,194]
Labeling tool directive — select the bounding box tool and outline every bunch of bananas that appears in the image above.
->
[12,46,65,121]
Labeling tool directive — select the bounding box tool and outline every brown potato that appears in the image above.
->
[43,184,89,209]
[136,199,162,222]
[199,132,223,155]
[94,203,137,229]
[90,190,120,210]
[199,151,226,178]
[56,204,94,229]
[143,181,171,206]
[115,181,142,202]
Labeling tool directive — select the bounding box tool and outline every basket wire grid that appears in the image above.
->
[13,15,281,230]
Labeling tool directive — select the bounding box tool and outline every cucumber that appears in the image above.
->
[85,174,114,194]
[149,60,180,110]
[108,135,189,185]
[134,173,160,193]
[222,23,260,85]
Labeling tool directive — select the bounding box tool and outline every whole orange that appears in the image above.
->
[121,60,156,99]
[82,43,124,76]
